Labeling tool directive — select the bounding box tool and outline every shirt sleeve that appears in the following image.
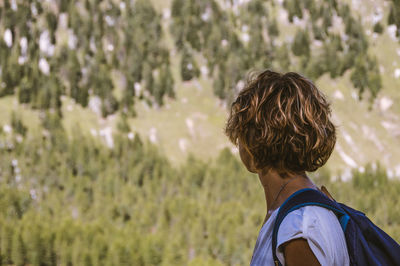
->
[275,206,349,266]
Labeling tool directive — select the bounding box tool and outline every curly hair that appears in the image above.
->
[225,70,336,173]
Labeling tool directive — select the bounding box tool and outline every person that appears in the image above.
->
[224,70,349,266]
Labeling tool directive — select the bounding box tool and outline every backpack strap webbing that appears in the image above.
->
[271,188,350,266]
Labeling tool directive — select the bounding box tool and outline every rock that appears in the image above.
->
[394,68,400,79]
[395,165,400,177]
[179,138,188,152]
[3,124,12,134]
[90,128,98,137]
[336,144,358,168]
[99,127,114,148]
[3,28,12,47]
[186,118,194,137]
[378,96,393,111]
[128,132,135,140]
[241,33,249,43]
[163,8,171,20]
[39,31,54,56]
[387,25,398,41]
[200,66,209,76]
[68,29,77,49]
[88,96,102,116]
[333,90,344,100]
[38,58,50,75]
[149,127,157,143]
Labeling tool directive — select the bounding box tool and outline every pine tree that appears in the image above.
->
[45,11,58,44]
[18,76,32,104]
[322,6,332,30]
[284,0,303,22]
[180,47,200,81]
[350,55,368,99]
[67,50,88,107]
[142,62,154,95]
[213,67,226,99]
[268,18,280,38]
[388,0,400,36]
[117,113,131,133]
[291,29,310,57]
[11,227,27,266]
[373,22,384,34]
[11,111,27,137]
[1,223,13,264]
[101,93,119,118]
[276,44,291,70]
[121,77,136,116]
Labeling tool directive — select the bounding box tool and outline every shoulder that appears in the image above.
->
[276,205,349,266]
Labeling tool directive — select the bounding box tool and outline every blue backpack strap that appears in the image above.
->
[271,188,350,266]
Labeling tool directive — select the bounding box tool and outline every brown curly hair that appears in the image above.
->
[225,70,336,173]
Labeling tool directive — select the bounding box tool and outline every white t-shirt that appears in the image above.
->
[250,205,350,266]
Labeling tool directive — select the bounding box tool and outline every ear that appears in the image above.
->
[246,147,258,173]
[244,145,258,173]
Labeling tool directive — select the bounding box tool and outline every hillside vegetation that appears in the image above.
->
[1,0,400,265]
[0,125,399,265]
[0,0,400,173]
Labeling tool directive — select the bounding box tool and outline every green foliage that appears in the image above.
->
[283,0,303,22]
[388,0,400,40]
[11,226,27,266]
[169,0,382,104]
[0,0,174,117]
[0,0,386,115]
[373,22,384,34]
[350,54,382,104]
[181,47,200,82]
[10,111,27,136]
[291,29,310,57]
[0,126,398,265]
[117,113,131,133]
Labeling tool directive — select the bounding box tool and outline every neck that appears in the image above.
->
[258,167,316,215]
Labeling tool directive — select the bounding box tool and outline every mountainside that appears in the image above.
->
[128,0,400,178]
[0,0,399,179]
[1,1,400,265]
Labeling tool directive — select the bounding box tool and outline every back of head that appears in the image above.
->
[225,69,336,174]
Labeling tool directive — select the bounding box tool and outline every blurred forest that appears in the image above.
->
[2,0,398,115]
[1,0,400,265]
[0,115,399,265]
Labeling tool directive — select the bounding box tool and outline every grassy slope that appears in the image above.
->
[0,0,399,177]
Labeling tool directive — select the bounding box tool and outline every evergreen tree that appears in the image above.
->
[291,29,310,58]
[388,0,400,39]
[11,227,27,266]
[45,11,58,44]
[373,22,384,34]
[267,18,280,38]
[18,76,32,105]
[1,223,13,264]
[142,62,154,95]
[350,55,368,99]
[121,77,137,117]
[213,66,226,99]
[275,44,291,71]
[117,113,131,133]
[180,47,200,81]
[349,53,382,103]
[284,0,303,22]
[66,49,86,106]
[322,6,332,30]
[11,111,27,137]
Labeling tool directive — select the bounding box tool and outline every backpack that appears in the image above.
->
[271,188,400,266]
